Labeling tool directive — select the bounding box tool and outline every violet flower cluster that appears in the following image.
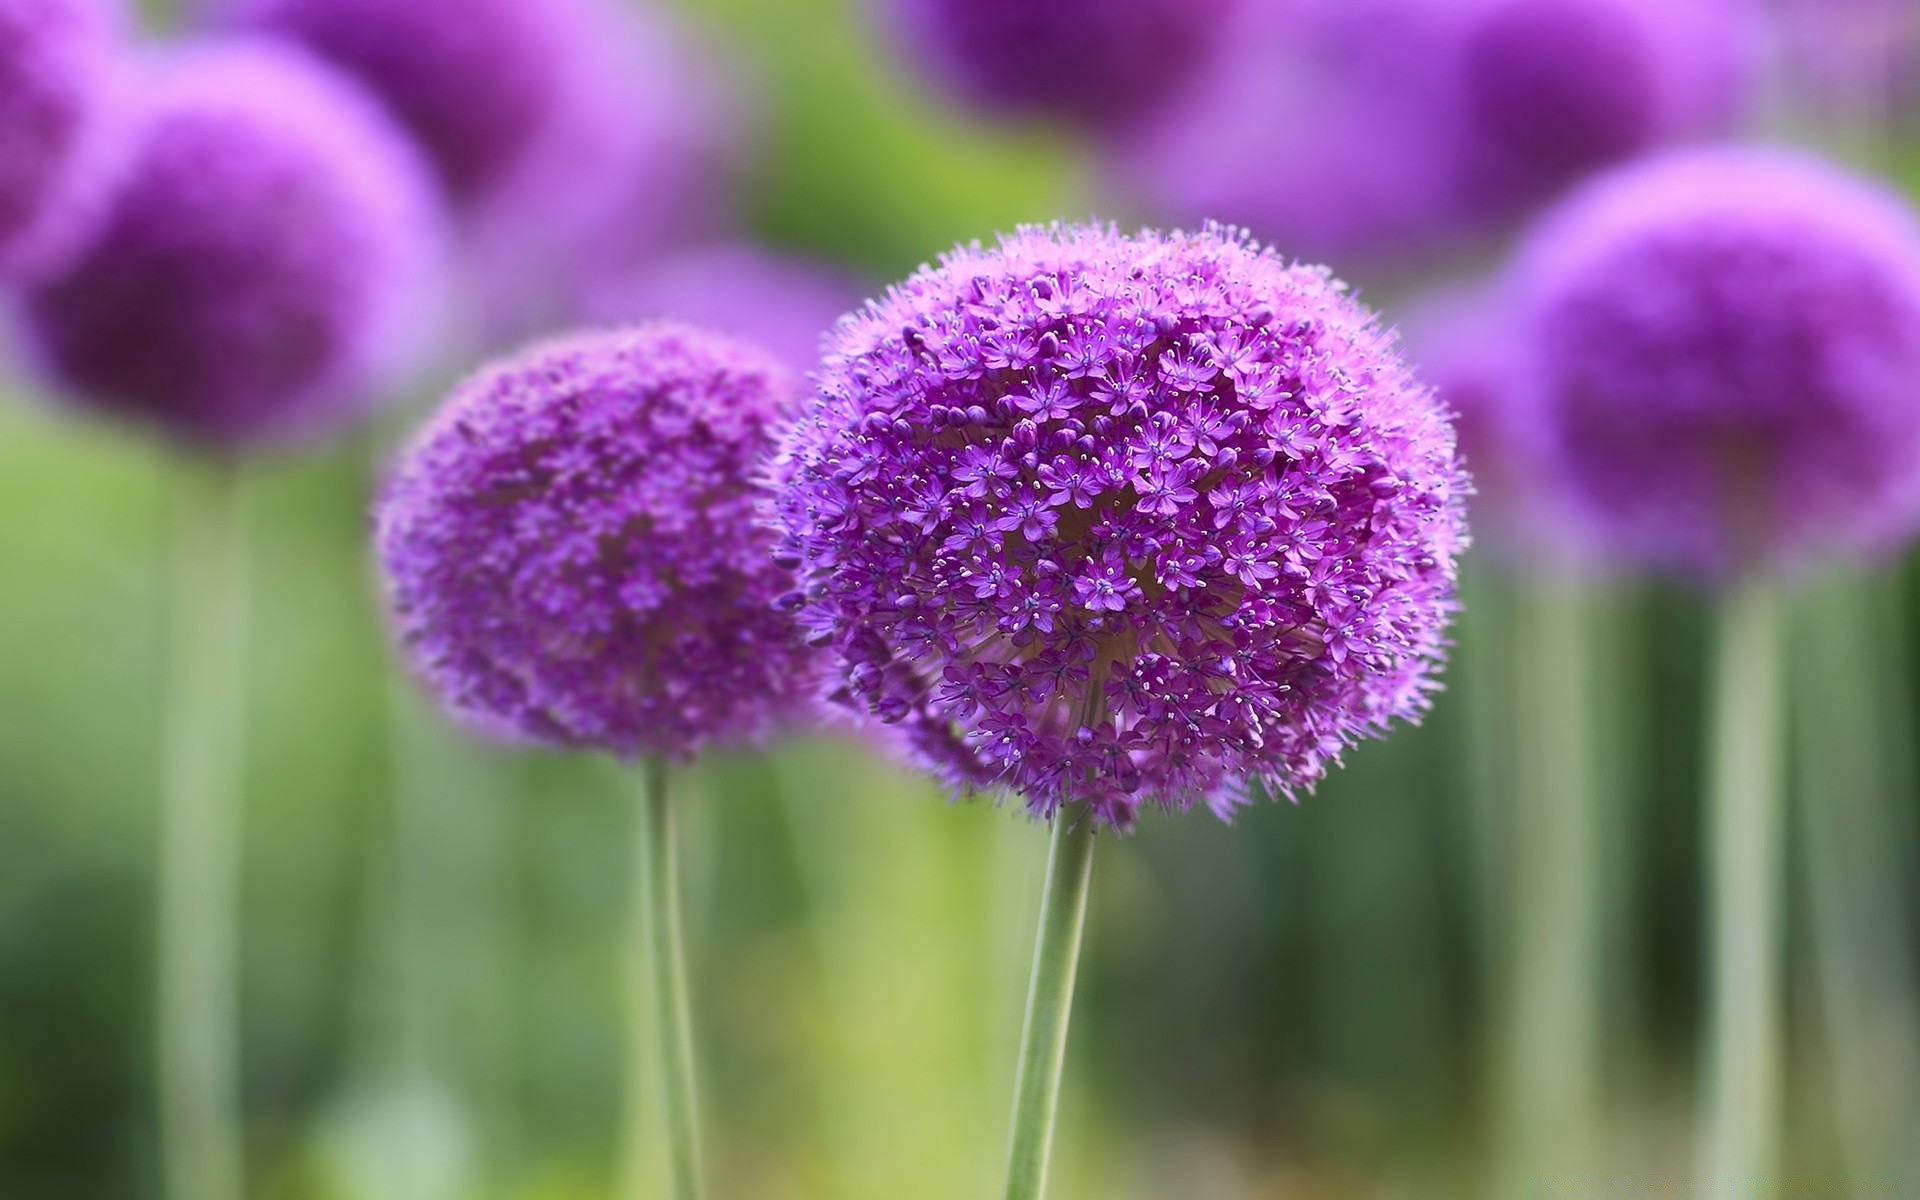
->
[0,0,121,276]
[17,39,444,448]
[377,324,821,761]
[772,222,1468,827]
[1505,147,1920,578]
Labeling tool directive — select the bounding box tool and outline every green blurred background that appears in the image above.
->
[4,0,1918,1197]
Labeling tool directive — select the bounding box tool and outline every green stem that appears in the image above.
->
[1501,580,1603,1193]
[1002,806,1097,1200]
[631,758,703,1200]
[156,463,248,1200]
[1701,579,1785,1198]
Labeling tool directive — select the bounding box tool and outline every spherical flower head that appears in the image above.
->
[1505,147,1920,578]
[220,0,576,201]
[886,0,1240,132]
[1456,0,1755,210]
[583,243,865,376]
[773,222,1469,828]
[16,39,447,450]
[377,323,822,761]
[0,0,122,277]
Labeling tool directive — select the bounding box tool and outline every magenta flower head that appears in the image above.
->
[16,39,446,449]
[1456,0,1755,211]
[884,0,1240,132]
[583,243,865,376]
[220,0,579,202]
[772,222,1469,828]
[376,323,821,760]
[1504,147,1920,578]
[0,0,122,277]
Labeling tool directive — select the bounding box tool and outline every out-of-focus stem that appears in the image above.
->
[156,462,249,1200]
[1701,579,1785,1198]
[1500,579,1602,1194]
[1793,572,1920,1193]
[630,757,703,1200]
[1002,805,1097,1200]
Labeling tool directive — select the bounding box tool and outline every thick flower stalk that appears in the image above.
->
[17,38,445,449]
[774,221,1468,828]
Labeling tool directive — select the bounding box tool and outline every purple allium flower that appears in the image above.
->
[220,0,577,201]
[0,0,122,277]
[377,323,822,760]
[884,0,1241,132]
[15,39,446,449]
[1115,0,1755,273]
[1504,147,1920,578]
[1455,0,1754,211]
[582,242,865,376]
[772,222,1469,828]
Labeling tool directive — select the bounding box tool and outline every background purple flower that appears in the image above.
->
[377,323,821,761]
[14,38,446,449]
[582,242,864,375]
[1503,146,1920,578]
[1114,0,1755,274]
[883,0,1241,132]
[773,222,1468,828]
[0,0,123,278]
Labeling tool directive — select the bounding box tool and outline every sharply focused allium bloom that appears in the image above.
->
[377,324,819,760]
[887,0,1239,131]
[1505,147,1920,577]
[584,243,864,375]
[0,0,120,276]
[1118,0,1753,273]
[17,40,444,448]
[773,223,1468,827]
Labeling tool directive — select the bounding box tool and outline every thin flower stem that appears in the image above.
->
[1501,580,1603,1194]
[632,757,703,1200]
[156,462,248,1200]
[1002,805,1097,1200]
[1701,578,1785,1199]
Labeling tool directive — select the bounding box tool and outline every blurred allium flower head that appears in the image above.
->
[221,0,742,336]
[17,39,446,449]
[377,324,821,760]
[773,222,1469,827]
[0,0,122,277]
[887,0,1240,132]
[1117,0,1755,273]
[1506,147,1920,578]
[583,242,865,376]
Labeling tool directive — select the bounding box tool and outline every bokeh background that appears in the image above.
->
[4,0,1919,1196]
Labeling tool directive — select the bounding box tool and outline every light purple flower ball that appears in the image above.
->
[0,0,121,276]
[773,223,1469,827]
[17,39,446,449]
[886,0,1240,132]
[1505,147,1920,578]
[582,242,864,376]
[377,324,822,760]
